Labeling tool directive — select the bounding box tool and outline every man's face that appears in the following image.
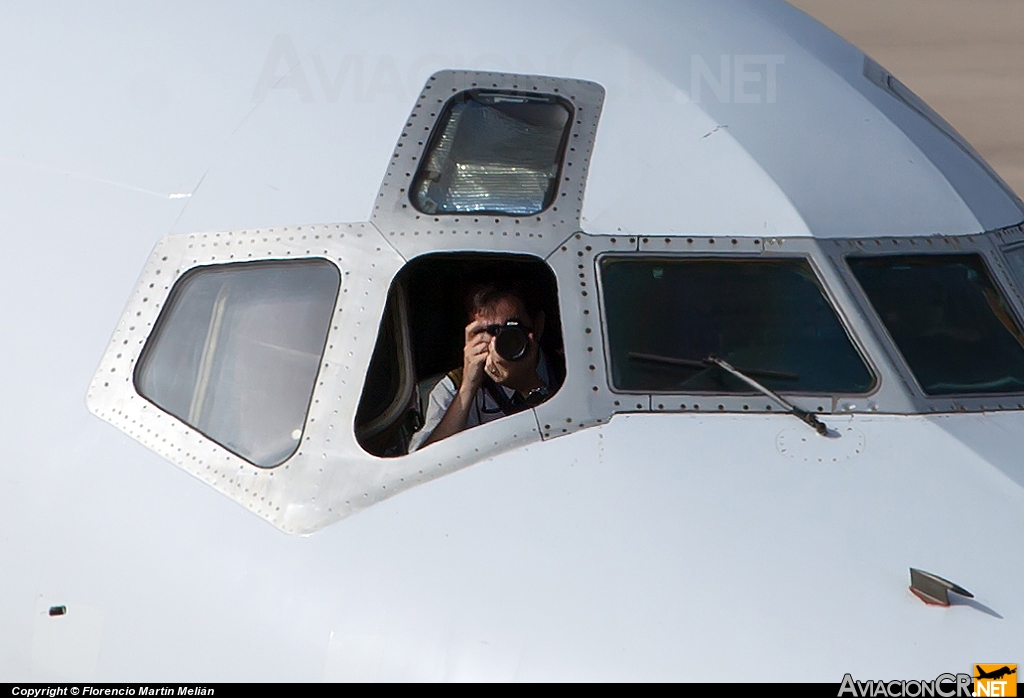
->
[471,295,530,333]
[468,293,545,389]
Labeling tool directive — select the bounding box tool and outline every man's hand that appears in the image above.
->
[421,320,491,448]
[461,320,491,395]
[485,331,544,395]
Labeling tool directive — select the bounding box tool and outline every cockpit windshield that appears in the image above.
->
[600,257,874,394]
[848,253,1024,395]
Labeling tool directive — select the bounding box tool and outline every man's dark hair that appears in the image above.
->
[465,280,539,319]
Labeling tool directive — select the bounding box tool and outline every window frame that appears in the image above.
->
[87,223,564,533]
[354,250,565,458]
[86,224,422,534]
[88,70,609,534]
[535,233,900,440]
[369,70,606,261]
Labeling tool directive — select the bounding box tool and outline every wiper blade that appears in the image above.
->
[704,357,828,437]
[627,352,798,381]
[626,351,827,436]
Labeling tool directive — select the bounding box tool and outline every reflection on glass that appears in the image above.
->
[411,91,571,215]
[601,257,873,393]
[849,253,1024,395]
[135,260,340,467]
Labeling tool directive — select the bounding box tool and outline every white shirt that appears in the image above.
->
[408,352,551,452]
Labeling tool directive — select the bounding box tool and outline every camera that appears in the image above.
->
[486,321,530,361]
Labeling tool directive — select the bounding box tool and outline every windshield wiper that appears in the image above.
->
[628,351,798,381]
[627,352,828,436]
[704,357,828,436]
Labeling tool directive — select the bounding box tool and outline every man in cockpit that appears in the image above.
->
[409,282,554,450]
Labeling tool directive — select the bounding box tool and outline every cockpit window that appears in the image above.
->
[849,253,1024,395]
[356,253,563,457]
[411,90,572,215]
[134,259,340,467]
[601,257,874,394]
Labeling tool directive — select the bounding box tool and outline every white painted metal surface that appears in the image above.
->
[2,0,1023,682]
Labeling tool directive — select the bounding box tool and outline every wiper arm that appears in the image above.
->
[703,357,828,437]
[628,352,798,381]
[626,351,827,436]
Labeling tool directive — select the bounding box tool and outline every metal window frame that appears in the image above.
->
[88,224,428,533]
[89,70,609,533]
[372,70,605,260]
[550,233,899,425]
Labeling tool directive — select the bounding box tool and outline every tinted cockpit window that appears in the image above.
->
[135,260,340,467]
[411,91,572,215]
[601,257,873,393]
[849,253,1024,395]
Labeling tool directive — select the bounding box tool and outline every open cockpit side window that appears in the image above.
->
[356,253,564,457]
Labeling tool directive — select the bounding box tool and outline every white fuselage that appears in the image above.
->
[2,0,1022,682]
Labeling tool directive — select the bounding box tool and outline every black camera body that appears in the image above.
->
[487,321,530,361]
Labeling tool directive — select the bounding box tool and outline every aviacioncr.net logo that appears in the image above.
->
[974,665,1017,697]
[839,673,973,697]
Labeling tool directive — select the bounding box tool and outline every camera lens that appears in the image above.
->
[495,325,529,361]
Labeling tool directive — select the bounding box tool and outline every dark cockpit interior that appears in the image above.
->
[356,253,563,457]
